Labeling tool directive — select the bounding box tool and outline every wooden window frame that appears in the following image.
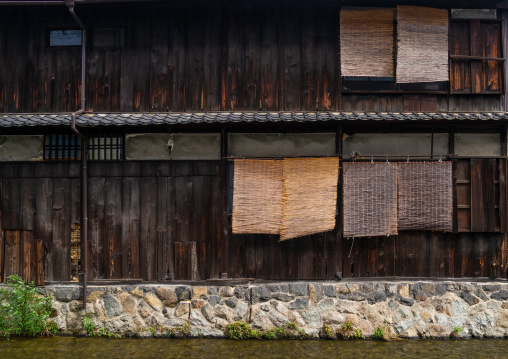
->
[44,133,125,161]
[449,18,505,95]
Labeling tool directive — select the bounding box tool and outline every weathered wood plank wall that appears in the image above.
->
[0,4,503,114]
[0,159,507,283]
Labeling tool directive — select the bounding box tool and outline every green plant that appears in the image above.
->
[225,320,256,339]
[453,327,463,334]
[374,327,385,340]
[82,315,95,337]
[336,321,363,340]
[82,315,120,338]
[224,321,306,340]
[0,274,55,339]
[323,324,335,339]
[352,328,364,339]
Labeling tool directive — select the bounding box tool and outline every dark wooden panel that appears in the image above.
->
[3,230,20,279]
[88,177,106,279]
[471,159,497,232]
[260,7,280,111]
[21,230,35,283]
[35,178,53,281]
[105,177,123,278]
[1,178,20,229]
[281,6,302,111]
[156,177,168,281]
[20,178,35,231]
[174,241,189,280]
[139,177,157,281]
[132,8,152,112]
[52,178,70,281]
[123,177,140,279]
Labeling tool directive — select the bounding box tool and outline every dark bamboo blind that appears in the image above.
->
[343,162,399,238]
[396,6,449,83]
[398,162,453,231]
[340,8,394,78]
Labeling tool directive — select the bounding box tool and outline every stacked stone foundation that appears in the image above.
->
[36,280,508,339]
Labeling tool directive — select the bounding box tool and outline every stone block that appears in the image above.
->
[491,290,508,301]
[301,309,321,328]
[367,292,387,304]
[144,292,163,312]
[214,305,233,322]
[234,301,249,321]
[192,286,208,300]
[251,286,271,303]
[175,302,190,317]
[175,286,191,301]
[104,295,123,317]
[271,292,294,302]
[323,285,336,297]
[461,292,479,306]
[289,298,309,310]
[289,283,308,296]
[219,286,235,297]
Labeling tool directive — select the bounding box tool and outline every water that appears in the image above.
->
[0,337,507,359]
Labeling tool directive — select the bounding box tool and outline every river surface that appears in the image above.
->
[0,337,507,359]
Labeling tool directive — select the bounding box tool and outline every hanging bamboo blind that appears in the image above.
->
[398,162,453,231]
[343,162,398,238]
[340,8,395,77]
[280,158,339,241]
[396,6,449,83]
[232,159,283,234]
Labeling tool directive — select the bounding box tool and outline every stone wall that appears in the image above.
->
[38,280,508,339]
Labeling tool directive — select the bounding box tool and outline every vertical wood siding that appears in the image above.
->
[0,5,503,114]
[0,159,507,282]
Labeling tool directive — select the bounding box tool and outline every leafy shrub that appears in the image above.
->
[336,321,364,340]
[374,327,385,340]
[0,274,55,339]
[225,320,306,340]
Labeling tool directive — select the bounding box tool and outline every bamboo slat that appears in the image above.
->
[396,6,449,83]
[340,8,394,77]
[398,162,453,231]
[280,158,339,241]
[343,162,398,238]
[232,159,283,234]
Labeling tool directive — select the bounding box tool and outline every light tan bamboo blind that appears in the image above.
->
[232,159,283,234]
[396,6,449,83]
[340,8,395,77]
[398,162,453,231]
[343,162,398,238]
[280,158,339,241]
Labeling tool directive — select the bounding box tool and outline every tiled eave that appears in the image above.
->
[1,111,508,127]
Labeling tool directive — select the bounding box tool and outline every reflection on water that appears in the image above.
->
[1,337,507,359]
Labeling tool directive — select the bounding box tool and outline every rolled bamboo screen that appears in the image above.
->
[280,158,339,241]
[398,162,453,231]
[232,159,283,234]
[340,8,395,77]
[396,6,449,83]
[343,162,398,238]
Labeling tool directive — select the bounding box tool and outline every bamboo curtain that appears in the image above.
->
[340,8,394,78]
[398,162,453,231]
[343,162,399,238]
[232,158,339,240]
[396,6,449,83]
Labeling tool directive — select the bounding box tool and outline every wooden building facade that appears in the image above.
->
[1,0,508,284]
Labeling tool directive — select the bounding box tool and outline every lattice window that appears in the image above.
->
[88,134,124,160]
[44,133,124,161]
[44,134,81,160]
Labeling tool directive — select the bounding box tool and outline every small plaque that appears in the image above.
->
[49,30,82,47]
